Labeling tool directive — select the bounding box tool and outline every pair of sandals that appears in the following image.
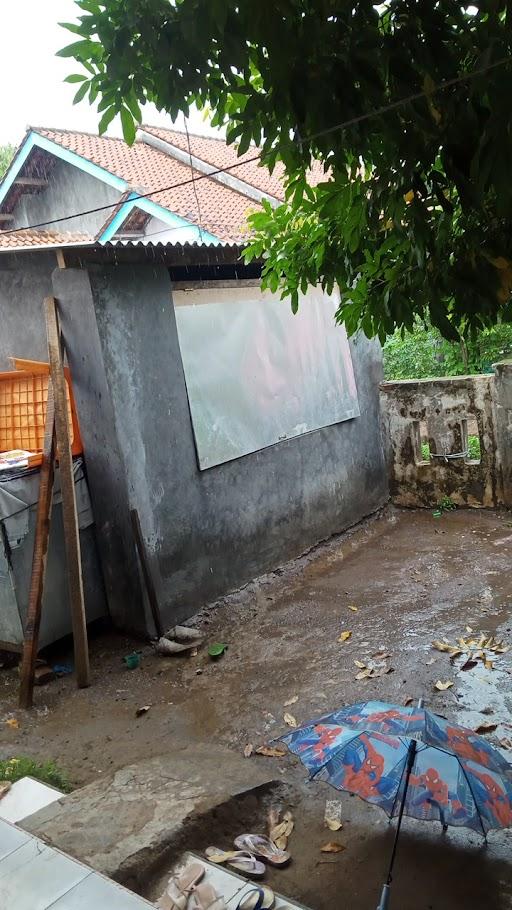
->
[205,834,291,910]
[157,863,222,910]
[206,834,291,878]
[157,860,275,910]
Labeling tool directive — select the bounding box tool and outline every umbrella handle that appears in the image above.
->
[376,884,390,910]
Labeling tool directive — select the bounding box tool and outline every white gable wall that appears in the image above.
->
[11,158,122,236]
[140,214,204,245]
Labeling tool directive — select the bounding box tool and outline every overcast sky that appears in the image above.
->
[0,0,218,148]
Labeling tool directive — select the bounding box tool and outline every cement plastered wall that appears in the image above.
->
[84,263,388,630]
[0,252,56,366]
[0,254,388,634]
[12,158,121,236]
[380,375,502,508]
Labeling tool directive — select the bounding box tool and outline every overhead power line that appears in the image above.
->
[1,54,510,239]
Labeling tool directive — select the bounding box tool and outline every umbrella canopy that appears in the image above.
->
[280,700,512,836]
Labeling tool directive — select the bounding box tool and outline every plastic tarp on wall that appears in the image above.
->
[173,284,360,470]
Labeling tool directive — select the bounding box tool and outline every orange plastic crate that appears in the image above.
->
[0,364,82,457]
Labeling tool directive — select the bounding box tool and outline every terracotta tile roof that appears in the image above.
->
[4,126,326,244]
[142,125,326,200]
[0,228,92,250]
[142,125,287,200]
[32,127,262,242]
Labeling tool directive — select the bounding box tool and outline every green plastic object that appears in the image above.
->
[123,652,141,670]
[208,642,228,659]
[432,510,442,518]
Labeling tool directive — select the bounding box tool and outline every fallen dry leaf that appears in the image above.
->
[270,810,294,849]
[135,705,151,717]
[466,626,473,634]
[4,718,19,729]
[283,695,298,707]
[320,842,345,854]
[372,651,392,660]
[403,696,414,706]
[434,680,454,691]
[244,743,254,758]
[348,605,359,612]
[483,658,494,671]
[460,658,478,672]
[355,665,393,680]
[338,631,352,643]
[499,737,512,750]
[255,745,287,758]
[284,713,298,728]
[268,806,280,832]
[0,782,11,800]
[354,660,367,669]
[325,819,343,831]
[432,640,456,653]
[426,657,437,666]
[474,723,498,735]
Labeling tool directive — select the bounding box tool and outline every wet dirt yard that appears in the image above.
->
[1,507,512,909]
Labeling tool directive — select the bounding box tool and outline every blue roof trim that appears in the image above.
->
[0,131,127,210]
[99,194,221,244]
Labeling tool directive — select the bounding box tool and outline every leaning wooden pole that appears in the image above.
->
[19,388,56,709]
[45,296,90,688]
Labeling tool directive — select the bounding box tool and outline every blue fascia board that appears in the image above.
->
[0,131,127,209]
[99,194,221,244]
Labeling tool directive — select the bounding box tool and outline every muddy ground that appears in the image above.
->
[1,507,512,909]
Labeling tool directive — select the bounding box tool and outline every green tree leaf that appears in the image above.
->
[120,107,136,145]
[98,106,117,135]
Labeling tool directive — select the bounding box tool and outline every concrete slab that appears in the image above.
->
[22,743,275,887]
[0,818,31,861]
[0,817,155,909]
[0,837,89,910]
[0,775,62,823]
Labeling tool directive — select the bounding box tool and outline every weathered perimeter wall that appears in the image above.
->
[380,372,510,508]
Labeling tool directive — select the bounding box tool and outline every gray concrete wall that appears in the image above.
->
[0,252,388,634]
[12,159,121,236]
[85,263,388,628]
[0,252,56,366]
[52,267,144,633]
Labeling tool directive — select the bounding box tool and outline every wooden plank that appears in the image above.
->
[18,388,56,710]
[44,296,90,688]
[130,509,163,638]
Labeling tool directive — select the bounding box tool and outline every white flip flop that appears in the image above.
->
[234,834,290,867]
[205,847,265,878]
[157,862,205,910]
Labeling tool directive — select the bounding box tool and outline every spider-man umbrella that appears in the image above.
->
[279,699,512,910]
